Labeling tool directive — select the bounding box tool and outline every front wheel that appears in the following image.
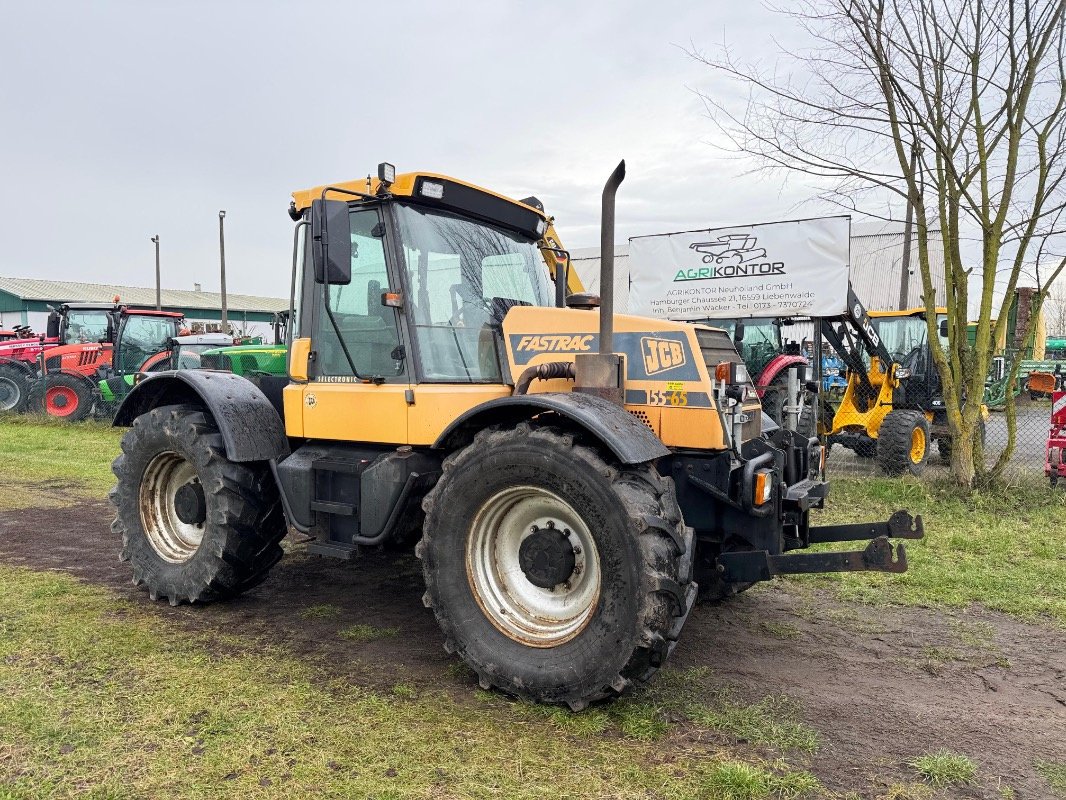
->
[877,410,930,476]
[417,423,695,709]
[28,373,93,421]
[110,404,287,605]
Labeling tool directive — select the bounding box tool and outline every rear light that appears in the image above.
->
[753,469,773,506]
[715,361,750,385]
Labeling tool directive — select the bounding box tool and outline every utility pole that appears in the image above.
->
[150,235,161,310]
[219,210,228,332]
[898,144,919,310]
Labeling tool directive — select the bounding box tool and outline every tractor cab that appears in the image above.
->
[868,308,949,409]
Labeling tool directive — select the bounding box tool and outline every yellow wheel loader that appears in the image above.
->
[821,302,985,475]
[110,161,923,709]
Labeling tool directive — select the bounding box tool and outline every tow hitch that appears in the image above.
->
[717,511,924,582]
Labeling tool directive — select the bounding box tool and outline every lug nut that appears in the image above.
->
[530,526,538,533]
[564,528,572,537]
[546,520,555,529]
[572,546,582,555]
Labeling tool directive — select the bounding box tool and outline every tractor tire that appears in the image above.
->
[27,373,93,421]
[110,404,287,605]
[852,437,877,458]
[763,372,817,436]
[417,423,695,710]
[876,410,930,476]
[0,364,30,413]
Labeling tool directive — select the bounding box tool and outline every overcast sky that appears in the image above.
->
[1,1,827,300]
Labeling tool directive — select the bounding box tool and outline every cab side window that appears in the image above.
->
[315,208,405,379]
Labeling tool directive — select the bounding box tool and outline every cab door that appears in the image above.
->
[297,206,411,443]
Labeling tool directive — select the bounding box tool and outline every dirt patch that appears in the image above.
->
[1,500,1063,798]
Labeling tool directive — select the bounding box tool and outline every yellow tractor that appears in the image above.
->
[110,161,923,709]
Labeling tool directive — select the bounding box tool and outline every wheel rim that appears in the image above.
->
[139,451,206,563]
[909,426,926,463]
[0,376,19,411]
[46,385,79,417]
[466,485,601,648]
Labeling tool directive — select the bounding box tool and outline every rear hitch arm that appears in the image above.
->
[807,510,924,544]
[717,536,910,583]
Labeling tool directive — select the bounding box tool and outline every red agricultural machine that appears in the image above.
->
[1045,385,1066,487]
[28,305,184,420]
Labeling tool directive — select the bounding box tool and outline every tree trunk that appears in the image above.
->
[950,427,976,487]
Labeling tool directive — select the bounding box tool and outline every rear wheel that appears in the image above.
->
[418,423,695,709]
[110,404,286,605]
[876,410,930,476]
[28,373,93,421]
[0,365,30,413]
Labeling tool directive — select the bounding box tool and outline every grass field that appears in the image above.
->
[0,419,1063,798]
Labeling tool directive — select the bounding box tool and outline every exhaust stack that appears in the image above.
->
[573,159,626,404]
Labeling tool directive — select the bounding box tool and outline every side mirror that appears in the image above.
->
[46,311,60,339]
[310,199,352,285]
[938,319,949,338]
[733,321,745,343]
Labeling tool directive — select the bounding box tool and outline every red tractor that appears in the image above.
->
[1045,386,1066,487]
[26,305,184,421]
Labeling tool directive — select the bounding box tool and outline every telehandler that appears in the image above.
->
[110,161,923,709]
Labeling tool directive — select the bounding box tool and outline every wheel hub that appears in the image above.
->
[519,526,576,589]
[52,392,69,409]
[174,481,207,525]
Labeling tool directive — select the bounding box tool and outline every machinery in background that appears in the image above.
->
[1046,386,1066,486]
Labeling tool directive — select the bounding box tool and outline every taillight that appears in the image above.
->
[753,469,773,506]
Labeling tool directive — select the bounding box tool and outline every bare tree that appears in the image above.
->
[1046,274,1066,335]
[694,0,1066,485]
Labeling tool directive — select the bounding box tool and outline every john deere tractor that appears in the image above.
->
[110,162,923,709]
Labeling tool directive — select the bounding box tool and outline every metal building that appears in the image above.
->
[0,275,287,336]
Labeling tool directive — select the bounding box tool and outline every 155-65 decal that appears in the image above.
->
[647,389,688,406]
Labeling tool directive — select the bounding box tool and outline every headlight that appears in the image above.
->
[715,360,750,385]
[420,181,445,199]
[896,367,911,379]
[535,218,547,237]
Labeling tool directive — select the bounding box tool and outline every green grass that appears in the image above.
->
[810,476,1066,623]
[338,623,399,643]
[909,750,977,788]
[0,564,833,800]
[0,416,122,506]
[1036,760,1066,796]
[697,761,820,799]
[298,604,342,620]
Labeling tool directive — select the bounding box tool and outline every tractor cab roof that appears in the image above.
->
[57,302,183,319]
[292,169,549,242]
[170,333,234,347]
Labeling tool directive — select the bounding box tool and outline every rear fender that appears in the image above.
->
[0,356,36,377]
[113,371,289,462]
[757,354,808,394]
[434,392,670,464]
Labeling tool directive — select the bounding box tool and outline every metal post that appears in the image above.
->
[150,235,161,311]
[898,144,918,310]
[219,210,228,332]
[785,366,800,431]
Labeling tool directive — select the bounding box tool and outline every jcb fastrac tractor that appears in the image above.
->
[110,162,923,709]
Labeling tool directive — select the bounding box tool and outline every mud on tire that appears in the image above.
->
[110,404,286,605]
[417,423,695,710]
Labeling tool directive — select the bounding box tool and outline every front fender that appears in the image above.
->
[434,392,671,464]
[113,371,289,462]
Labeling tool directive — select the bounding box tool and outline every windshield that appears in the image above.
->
[394,204,553,382]
[64,311,109,344]
[118,315,179,373]
[875,315,947,363]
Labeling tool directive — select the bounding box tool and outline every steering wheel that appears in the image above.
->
[449,298,491,327]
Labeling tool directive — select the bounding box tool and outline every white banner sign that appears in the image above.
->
[628,216,851,320]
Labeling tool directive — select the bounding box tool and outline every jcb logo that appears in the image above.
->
[515,334,594,353]
[641,337,686,375]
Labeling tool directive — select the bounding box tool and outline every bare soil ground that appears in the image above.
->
[1,499,1063,798]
